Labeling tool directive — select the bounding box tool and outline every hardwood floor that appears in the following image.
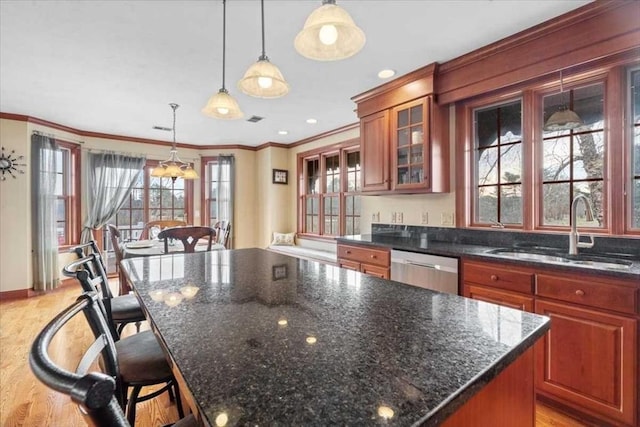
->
[1,282,588,427]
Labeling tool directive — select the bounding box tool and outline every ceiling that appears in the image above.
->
[0,0,591,148]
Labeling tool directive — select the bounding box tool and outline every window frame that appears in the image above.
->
[297,139,360,238]
[56,140,81,250]
[457,62,635,236]
[110,160,194,242]
[626,66,640,235]
[200,156,232,227]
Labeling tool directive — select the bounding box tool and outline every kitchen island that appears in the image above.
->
[121,248,550,426]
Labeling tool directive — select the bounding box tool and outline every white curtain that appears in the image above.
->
[216,155,235,247]
[81,151,145,243]
[31,134,59,291]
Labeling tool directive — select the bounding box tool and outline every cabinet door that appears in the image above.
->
[391,97,430,190]
[464,284,533,312]
[338,259,360,272]
[361,264,390,279]
[361,110,389,191]
[535,299,637,426]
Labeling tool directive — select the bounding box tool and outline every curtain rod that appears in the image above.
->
[83,147,147,159]
[32,130,85,144]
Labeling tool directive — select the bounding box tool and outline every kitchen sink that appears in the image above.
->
[486,248,633,270]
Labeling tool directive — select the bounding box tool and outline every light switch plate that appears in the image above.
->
[441,212,454,226]
[396,212,403,223]
[421,212,429,224]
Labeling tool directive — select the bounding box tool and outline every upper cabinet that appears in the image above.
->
[353,63,449,194]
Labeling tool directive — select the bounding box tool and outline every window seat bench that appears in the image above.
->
[267,238,337,266]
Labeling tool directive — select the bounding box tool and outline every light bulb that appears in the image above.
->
[258,76,273,89]
[217,107,229,115]
[319,24,338,45]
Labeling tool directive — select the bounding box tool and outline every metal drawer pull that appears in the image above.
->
[575,289,585,296]
[405,261,437,269]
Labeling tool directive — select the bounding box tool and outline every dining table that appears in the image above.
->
[120,248,549,427]
[122,238,225,259]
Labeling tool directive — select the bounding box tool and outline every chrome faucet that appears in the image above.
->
[569,195,595,255]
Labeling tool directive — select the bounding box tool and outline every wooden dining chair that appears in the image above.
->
[65,247,144,338]
[107,224,132,295]
[142,220,187,240]
[157,226,216,253]
[29,292,194,427]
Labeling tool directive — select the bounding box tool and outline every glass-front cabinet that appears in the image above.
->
[391,97,430,190]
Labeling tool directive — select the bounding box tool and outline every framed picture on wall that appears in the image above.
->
[272,169,288,185]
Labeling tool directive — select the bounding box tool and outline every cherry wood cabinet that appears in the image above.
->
[337,243,390,279]
[535,299,637,426]
[461,258,639,427]
[360,110,390,192]
[352,63,449,195]
[391,97,430,191]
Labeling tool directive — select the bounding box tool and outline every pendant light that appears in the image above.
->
[295,0,365,61]
[238,0,289,98]
[151,103,199,181]
[202,0,243,119]
[544,70,583,131]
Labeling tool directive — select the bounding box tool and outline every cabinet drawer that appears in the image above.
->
[536,274,637,315]
[337,244,389,268]
[463,261,533,294]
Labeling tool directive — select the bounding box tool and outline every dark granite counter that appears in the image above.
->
[122,248,549,426]
[337,227,640,281]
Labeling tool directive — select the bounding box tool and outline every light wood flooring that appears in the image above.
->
[1,282,587,427]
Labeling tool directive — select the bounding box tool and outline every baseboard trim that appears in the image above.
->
[0,278,77,301]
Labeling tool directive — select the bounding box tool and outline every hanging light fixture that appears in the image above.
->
[294,0,365,61]
[202,0,243,119]
[238,0,289,98]
[544,70,583,131]
[151,103,199,182]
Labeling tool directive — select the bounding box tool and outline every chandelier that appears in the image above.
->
[151,103,199,181]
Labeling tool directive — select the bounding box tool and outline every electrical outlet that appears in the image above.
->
[421,212,429,224]
[372,212,380,223]
[390,212,396,223]
[396,212,403,224]
[441,212,454,226]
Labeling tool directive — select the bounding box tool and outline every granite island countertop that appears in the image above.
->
[336,232,640,280]
[122,248,550,427]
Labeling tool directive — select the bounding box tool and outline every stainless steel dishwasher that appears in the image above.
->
[390,250,459,294]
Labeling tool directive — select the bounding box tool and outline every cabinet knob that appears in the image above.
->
[575,289,585,296]
[371,255,376,259]
[346,250,351,254]
[490,274,498,281]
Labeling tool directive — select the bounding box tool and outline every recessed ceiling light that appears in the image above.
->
[278,130,289,135]
[306,118,317,124]
[378,69,396,79]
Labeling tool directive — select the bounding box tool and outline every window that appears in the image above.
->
[460,63,637,236]
[541,82,604,229]
[630,68,640,230]
[202,156,234,227]
[112,161,193,241]
[299,142,361,237]
[54,141,80,246]
[473,100,523,225]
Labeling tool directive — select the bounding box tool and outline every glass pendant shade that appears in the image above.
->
[295,1,365,61]
[151,165,166,177]
[238,58,289,98]
[202,89,244,119]
[544,108,583,131]
[181,164,199,179]
[163,163,185,177]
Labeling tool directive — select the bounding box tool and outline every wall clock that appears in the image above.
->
[0,146,26,181]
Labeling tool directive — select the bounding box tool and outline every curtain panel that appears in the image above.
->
[31,134,59,291]
[81,152,145,243]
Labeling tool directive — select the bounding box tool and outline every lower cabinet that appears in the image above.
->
[462,258,639,427]
[535,299,637,426]
[337,244,390,279]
